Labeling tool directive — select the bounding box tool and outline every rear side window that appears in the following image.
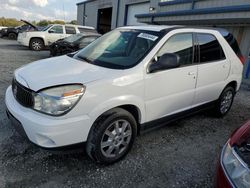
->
[197,33,225,63]
[158,33,193,66]
[65,26,76,34]
[223,32,242,56]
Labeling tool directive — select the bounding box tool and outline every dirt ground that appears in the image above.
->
[0,38,250,188]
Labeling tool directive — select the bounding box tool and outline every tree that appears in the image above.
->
[37,20,49,27]
[68,20,77,25]
[0,17,22,27]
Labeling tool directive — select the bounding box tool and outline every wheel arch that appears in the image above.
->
[225,81,237,91]
[89,103,144,138]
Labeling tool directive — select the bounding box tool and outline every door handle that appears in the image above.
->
[188,72,195,75]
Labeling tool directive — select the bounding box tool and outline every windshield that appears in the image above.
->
[64,33,84,43]
[74,29,162,69]
[42,25,52,31]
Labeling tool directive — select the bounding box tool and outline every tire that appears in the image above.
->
[213,86,235,117]
[86,108,137,164]
[30,38,44,51]
[8,33,17,40]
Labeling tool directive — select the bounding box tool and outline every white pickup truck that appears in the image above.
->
[17,24,97,51]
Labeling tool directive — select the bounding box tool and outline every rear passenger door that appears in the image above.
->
[194,33,230,105]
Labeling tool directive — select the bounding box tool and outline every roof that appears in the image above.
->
[118,25,182,32]
[76,0,95,6]
[118,25,230,33]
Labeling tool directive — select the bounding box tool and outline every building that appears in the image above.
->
[77,0,153,34]
[77,0,250,74]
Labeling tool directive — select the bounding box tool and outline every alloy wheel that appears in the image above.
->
[101,119,132,158]
[220,90,233,114]
[32,41,42,50]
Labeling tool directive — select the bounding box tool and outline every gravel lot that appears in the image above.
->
[0,38,249,188]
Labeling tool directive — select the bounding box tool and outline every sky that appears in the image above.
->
[0,0,85,22]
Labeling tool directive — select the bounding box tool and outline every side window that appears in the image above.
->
[49,26,63,34]
[197,33,225,63]
[65,26,76,34]
[157,33,193,66]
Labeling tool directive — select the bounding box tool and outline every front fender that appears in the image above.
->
[88,95,146,124]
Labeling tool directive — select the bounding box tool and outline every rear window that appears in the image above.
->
[197,33,225,63]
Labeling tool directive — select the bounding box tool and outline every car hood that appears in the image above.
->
[14,55,115,91]
[21,19,38,30]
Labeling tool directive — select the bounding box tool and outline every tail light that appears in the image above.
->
[238,54,246,65]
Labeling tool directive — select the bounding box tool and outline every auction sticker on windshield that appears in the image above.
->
[138,33,158,41]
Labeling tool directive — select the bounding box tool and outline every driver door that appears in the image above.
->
[47,25,65,45]
[145,33,198,122]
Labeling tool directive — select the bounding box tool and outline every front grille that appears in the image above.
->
[12,79,34,107]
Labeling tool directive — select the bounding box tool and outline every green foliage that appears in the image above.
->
[0,18,77,27]
[68,20,77,25]
[36,20,65,26]
[0,17,22,27]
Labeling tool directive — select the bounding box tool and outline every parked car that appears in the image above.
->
[17,24,97,51]
[49,33,101,56]
[0,26,7,30]
[216,120,250,188]
[0,20,38,40]
[5,25,244,164]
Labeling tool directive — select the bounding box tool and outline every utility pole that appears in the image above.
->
[62,3,66,22]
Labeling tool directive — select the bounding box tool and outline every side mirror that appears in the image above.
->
[48,29,55,33]
[149,53,180,73]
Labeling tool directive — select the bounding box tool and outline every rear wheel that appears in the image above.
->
[213,86,235,117]
[8,33,17,40]
[86,108,137,164]
[30,38,44,51]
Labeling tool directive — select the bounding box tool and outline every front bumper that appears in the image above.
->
[5,86,92,148]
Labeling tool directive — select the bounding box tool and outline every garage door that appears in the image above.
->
[126,3,150,26]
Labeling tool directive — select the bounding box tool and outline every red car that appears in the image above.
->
[216,120,250,188]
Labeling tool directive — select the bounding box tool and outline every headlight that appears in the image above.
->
[222,143,250,188]
[33,84,85,116]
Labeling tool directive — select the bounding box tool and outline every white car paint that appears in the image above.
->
[17,24,95,47]
[0,26,7,30]
[5,26,243,148]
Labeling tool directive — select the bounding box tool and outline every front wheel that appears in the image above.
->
[86,108,137,164]
[30,38,44,51]
[213,86,235,117]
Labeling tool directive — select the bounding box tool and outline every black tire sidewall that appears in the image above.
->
[216,86,235,116]
[8,33,17,40]
[87,108,137,164]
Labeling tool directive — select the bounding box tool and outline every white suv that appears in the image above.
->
[17,24,96,51]
[6,25,244,164]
